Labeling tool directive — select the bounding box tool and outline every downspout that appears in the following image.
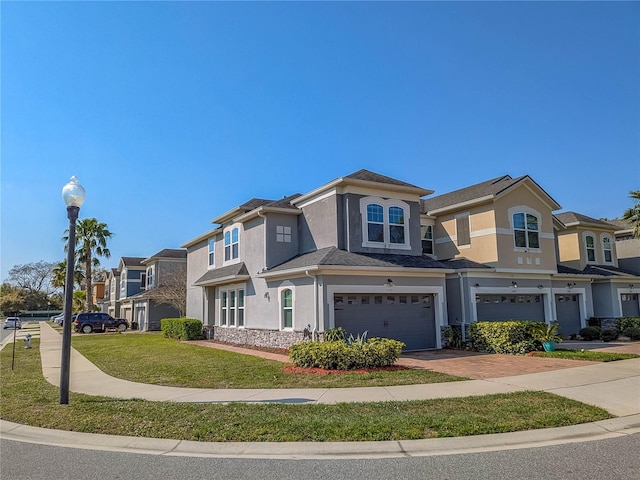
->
[305,270,319,340]
[458,272,467,342]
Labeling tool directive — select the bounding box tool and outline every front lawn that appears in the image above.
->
[70,332,464,388]
[529,349,638,362]
[0,339,612,442]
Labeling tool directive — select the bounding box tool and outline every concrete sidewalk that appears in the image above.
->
[37,322,640,415]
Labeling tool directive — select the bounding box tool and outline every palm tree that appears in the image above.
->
[51,260,85,293]
[63,218,113,312]
[622,190,640,239]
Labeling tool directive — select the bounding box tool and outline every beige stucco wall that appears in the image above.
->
[557,226,618,270]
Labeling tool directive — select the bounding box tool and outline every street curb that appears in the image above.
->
[2,415,639,459]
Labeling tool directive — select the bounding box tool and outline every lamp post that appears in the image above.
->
[60,176,85,405]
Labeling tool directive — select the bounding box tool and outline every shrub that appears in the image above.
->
[622,326,640,341]
[160,317,203,340]
[288,337,404,370]
[323,327,346,343]
[587,317,602,328]
[579,326,601,341]
[469,321,539,355]
[443,325,464,349]
[600,328,619,342]
[617,317,640,333]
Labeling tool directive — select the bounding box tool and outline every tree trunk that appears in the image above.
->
[85,250,93,312]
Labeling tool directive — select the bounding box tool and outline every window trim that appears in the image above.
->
[359,197,411,250]
[421,224,434,255]
[583,231,596,263]
[219,285,245,328]
[601,233,613,264]
[208,238,216,268]
[224,226,240,264]
[276,225,292,243]
[146,266,154,289]
[279,286,294,330]
[508,206,542,253]
[455,213,471,248]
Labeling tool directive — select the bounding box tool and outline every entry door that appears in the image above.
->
[555,294,581,336]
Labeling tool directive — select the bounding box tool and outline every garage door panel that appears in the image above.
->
[476,294,544,322]
[555,294,581,336]
[334,294,436,350]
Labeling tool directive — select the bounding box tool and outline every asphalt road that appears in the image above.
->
[2,433,639,480]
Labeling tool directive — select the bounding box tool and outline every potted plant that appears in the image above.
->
[532,322,563,352]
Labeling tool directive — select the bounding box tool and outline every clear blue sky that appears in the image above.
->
[2,1,639,282]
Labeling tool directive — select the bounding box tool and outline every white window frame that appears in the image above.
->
[601,234,613,264]
[276,225,292,243]
[146,266,154,289]
[359,197,411,250]
[224,225,240,263]
[279,286,294,330]
[421,224,434,255]
[219,285,245,328]
[508,206,542,253]
[583,231,596,263]
[208,238,215,268]
[120,269,127,297]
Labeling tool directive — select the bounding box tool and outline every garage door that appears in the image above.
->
[334,294,436,350]
[555,294,581,336]
[621,294,640,317]
[476,294,545,322]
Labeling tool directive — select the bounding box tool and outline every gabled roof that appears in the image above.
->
[421,175,561,214]
[608,218,633,233]
[554,212,618,230]
[193,263,250,286]
[263,246,449,276]
[438,258,493,270]
[211,194,301,225]
[141,249,186,265]
[556,263,640,278]
[292,169,433,207]
[120,257,145,268]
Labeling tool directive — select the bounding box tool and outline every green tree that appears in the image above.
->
[64,218,113,312]
[622,190,640,239]
[51,260,85,292]
[0,283,26,315]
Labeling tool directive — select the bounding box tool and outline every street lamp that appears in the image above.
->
[60,176,85,405]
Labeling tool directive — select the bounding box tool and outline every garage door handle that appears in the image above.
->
[383,320,388,327]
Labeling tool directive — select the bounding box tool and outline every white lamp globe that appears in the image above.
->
[62,176,86,208]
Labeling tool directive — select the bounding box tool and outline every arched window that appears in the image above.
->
[281,289,293,329]
[360,197,411,249]
[585,234,596,262]
[602,235,612,263]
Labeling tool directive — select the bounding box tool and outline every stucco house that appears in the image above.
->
[609,218,640,275]
[555,213,639,318]
[183,170,451,350]
[184,170,640,348]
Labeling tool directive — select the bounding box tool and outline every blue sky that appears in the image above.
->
[2,1,639,282]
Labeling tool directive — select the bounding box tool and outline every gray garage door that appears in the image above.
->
[476,294,545,322]
[555,294,581,336]
[334,294,436,350]
[621,294,640,317]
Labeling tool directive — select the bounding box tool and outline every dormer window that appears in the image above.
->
[602,235,612,263]
[224,227,239,262]
[360,197,410,250]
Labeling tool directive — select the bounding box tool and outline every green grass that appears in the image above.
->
[530,349,638,362]
[70,332,465,388]
[0,339,613,442]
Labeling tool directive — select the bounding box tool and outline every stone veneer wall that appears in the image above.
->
[211,326,309,349]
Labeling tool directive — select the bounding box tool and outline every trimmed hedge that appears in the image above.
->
[623,327,640,341]
[579,326,602,341]
[617,317,640,333]
[289,337,405,370]
[160,317,203,340]
[469,321,539,355]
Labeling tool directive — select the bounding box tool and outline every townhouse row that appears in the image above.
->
[179,170,640,350]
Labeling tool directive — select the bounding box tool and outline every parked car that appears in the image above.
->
[51,313,64,325]
[74,313,128,334]
[3,317,22,330]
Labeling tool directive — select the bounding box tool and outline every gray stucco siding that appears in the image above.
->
[299,195,339,253]
[265,213,299,269]
[185,241,208,321]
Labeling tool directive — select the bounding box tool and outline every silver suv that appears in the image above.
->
[74,313,128,334]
